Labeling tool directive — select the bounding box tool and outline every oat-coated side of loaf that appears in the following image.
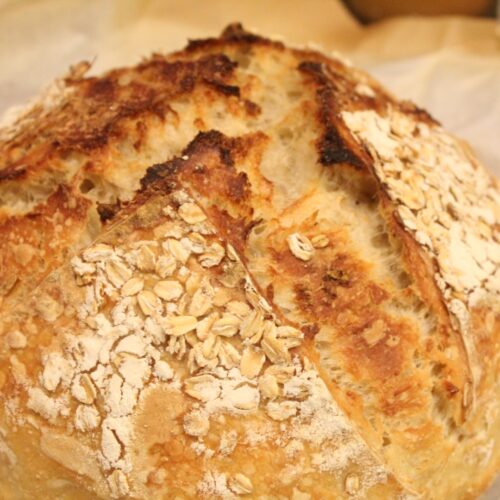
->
[0,24,498,499]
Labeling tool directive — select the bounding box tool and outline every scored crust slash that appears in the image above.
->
[0,23,498,500]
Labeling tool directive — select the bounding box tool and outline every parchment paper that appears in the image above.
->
[0,0,499,496]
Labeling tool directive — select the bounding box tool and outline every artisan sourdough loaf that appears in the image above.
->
[0,24,498,499]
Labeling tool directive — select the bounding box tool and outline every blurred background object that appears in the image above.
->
[343,0,497,23]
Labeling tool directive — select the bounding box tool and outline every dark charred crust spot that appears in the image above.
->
[185,23,284,53]
[84,78,116,101]
[182,130,238,168]
[140,161,179,190]
[183,130,229,153]
[298,61,364,169]
[0,165,26,181]
[220,23,264,43]
[204,79,241,98]
[97,201,122,223]
[137,54,237,83]
[220,147,235,168]
[298,61,325,79]
[320,125,362,166]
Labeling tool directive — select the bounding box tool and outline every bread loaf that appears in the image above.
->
[0,24,498,499]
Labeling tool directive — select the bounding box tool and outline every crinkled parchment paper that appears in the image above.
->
[0,0,499,496]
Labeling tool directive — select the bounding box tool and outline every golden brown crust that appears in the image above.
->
[0,23,498,499]
[0,182,406,499]
[0,185,94,305]
[144,130,478,492]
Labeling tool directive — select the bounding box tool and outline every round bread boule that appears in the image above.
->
[0,24,498,499]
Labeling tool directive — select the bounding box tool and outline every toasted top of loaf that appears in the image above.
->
[0,24,498,499]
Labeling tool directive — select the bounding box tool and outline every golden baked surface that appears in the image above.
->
[0,24,498,499]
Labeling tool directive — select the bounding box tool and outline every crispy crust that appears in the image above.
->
[0,23,498,499]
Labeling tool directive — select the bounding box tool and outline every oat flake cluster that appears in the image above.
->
[342,107,500,391]
[7,191,386,498]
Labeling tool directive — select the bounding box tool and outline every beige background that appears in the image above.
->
[0,0,499,496]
